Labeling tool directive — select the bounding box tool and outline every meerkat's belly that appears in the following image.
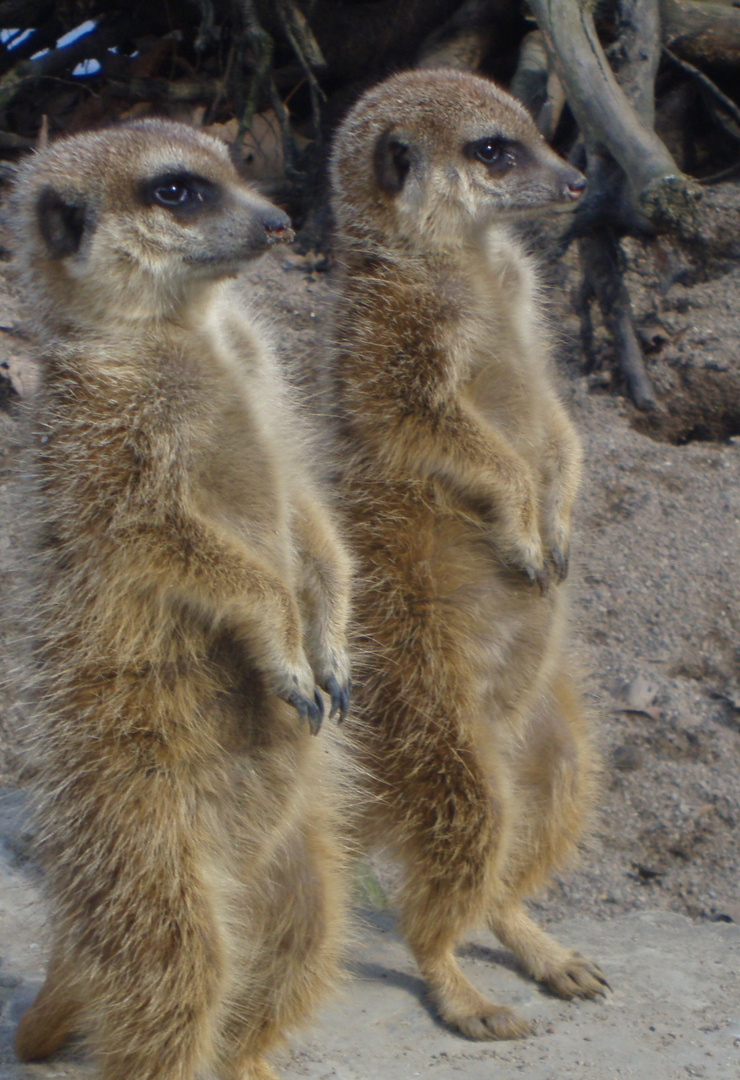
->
[350,477,560,720]
[430,515,560,717]
[465,362,549,460]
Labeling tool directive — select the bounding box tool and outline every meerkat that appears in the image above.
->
[327,69,607,1040]
[10,118,352,1080]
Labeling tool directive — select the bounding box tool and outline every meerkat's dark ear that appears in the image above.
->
[374,130,419,195]
[36,186,90,257]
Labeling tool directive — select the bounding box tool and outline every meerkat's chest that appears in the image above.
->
[462,320,549,457]
[191,359,291,553]
[450,255,549,443]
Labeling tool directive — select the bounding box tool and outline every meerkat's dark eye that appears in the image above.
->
[464,137,518,172]
[153,182,200,207]
[474,138,505,164]
[139,171,219,214]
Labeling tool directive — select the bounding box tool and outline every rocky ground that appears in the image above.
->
[0,180,738,1078]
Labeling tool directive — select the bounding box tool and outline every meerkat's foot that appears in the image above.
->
[235,1058,280,1080]
[14,993,79,1062]
[489,904,609,1002]
[538,950,609,1000]
[421,952,532,1041]
[449,1000,533,1042]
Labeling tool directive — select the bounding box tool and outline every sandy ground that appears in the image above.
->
[1,812,739,1079]
[0,180,738,1077]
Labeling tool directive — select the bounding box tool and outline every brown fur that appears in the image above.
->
[327,70,606,1039]
[11,119,351,1079]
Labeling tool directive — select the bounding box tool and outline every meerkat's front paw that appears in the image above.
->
[548,542,569,583]
[324,673,352,722]
[272,657,324,735]
[490,482,550,593]
[519,554,551,594]
[284,688,325,735]
[542,522,570,584]
[505,533,550,594]
[541,507,572,584]
[309,643,352,721]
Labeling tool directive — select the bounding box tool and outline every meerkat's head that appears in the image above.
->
[329,69,585,251]
[11,119,293,333]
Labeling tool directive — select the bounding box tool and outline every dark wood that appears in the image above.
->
[660,0,740,70]
[417,0,496,72]
[578,231,658,411]
[256,0,470,80]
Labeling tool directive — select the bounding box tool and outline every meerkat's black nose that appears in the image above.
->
[565,174,587,200]
[263,210,294,244]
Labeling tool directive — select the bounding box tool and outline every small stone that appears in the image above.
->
[624,673,658,710]
[612,745,644,771]
[712,901,740,923]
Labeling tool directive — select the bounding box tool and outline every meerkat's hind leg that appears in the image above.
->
[485,672,607,1000]
[14,943,84,1062]
[392,731,532,1041]
[217,813,346,1078]
[417,941,533,1040]
[488,903,609,1000]
[233,1058,280,1080]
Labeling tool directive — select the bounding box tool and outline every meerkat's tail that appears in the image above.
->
[14,958,83,1062]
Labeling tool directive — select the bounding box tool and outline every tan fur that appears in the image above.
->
[328,70,606,1039]
[11,119,351,1079]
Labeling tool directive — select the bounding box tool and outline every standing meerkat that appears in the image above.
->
[11,119,352,1080]
[328,69,606,1040]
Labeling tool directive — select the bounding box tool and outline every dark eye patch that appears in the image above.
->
[36,186,90,257]
[138,171,220,215]
[464,137,521,173]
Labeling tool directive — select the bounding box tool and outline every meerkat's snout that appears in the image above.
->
[262,210,295,246]
[561,168,587,203]
[566,173,587,198]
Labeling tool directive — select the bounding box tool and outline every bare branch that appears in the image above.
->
[528,0,701,231]
[614,0,662,124]
[510,29,566,140]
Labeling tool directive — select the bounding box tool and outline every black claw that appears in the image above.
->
[326,674,352,722]
[308,688,324,735]
[325,674,341,718]
[286,691,308,719]
[520,562,550,593]
[550,546,570,583]
[286,689,324,735]
[535,565,551,595]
